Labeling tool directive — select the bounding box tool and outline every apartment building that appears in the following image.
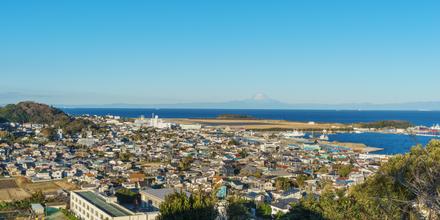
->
[70,190,158,220]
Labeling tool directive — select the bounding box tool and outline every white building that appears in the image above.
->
[179,124,202,130]
[134,115,149,127]
[51,170,63,179]
[148,115,172,129]
[134,115,172,129]
[70,190,158,220]
[35,170,51,180]
[77,138,97,147]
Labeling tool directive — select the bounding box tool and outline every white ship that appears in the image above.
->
[283,130,305,138]
[319,134,329,141]
[431,124,440,130]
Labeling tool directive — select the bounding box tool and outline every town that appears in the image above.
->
[2,0,439,218]
[0,111,389,219]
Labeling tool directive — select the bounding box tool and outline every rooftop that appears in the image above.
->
[75,191,133,217]
[142,188,191,201]
[31,203,44,211]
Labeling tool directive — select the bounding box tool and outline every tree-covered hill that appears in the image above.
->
[0,101,70,124]
[0,101,96,135]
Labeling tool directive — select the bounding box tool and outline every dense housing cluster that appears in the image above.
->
[0,113,390,219]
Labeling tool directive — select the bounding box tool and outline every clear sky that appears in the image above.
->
[1,0,439,105]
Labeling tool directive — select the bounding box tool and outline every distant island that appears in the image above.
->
[356,120,413,129]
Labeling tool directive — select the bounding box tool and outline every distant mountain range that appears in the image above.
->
[51,94,440,111]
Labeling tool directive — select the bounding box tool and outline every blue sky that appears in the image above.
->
[1,0,439,105]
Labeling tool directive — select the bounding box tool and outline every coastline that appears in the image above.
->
[166,118,351,131]
[321,141,384,153]
[167,118,385,153]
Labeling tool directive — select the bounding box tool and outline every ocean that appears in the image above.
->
[63,108,440,126]
[328,133,437,155]
[62,108,440,154]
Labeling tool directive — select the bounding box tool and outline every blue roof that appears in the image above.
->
[216,186,227,198]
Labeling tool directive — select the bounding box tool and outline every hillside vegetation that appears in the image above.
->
[0,101,70,124]
[0,101,95,135]
[356,120,413,129]
[282,140,440,220]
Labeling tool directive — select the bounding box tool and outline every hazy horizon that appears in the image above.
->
[3,95,440,111]
[1,0,439,105]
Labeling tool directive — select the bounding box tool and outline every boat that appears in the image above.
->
[431,124,440,130]
[319,134,329,141]
[283,130,305,138]
[415,133,440,138]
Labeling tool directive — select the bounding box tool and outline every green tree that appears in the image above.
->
[238,149,248,158]
[227,197,253,220]
[318,166,329,174]
[158,191,217,220]
[61,209,79,220]
[295,174,309,189]
[275,177,293,191]
[283,140,440,220]
[178,157,193,171]
[0,191,46,211]
[115,188,138,204]
[228,139,240,146]
[256,203,272,219]
[40,127,57,141]
[337,164,353,178]
[119,152,133,162]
